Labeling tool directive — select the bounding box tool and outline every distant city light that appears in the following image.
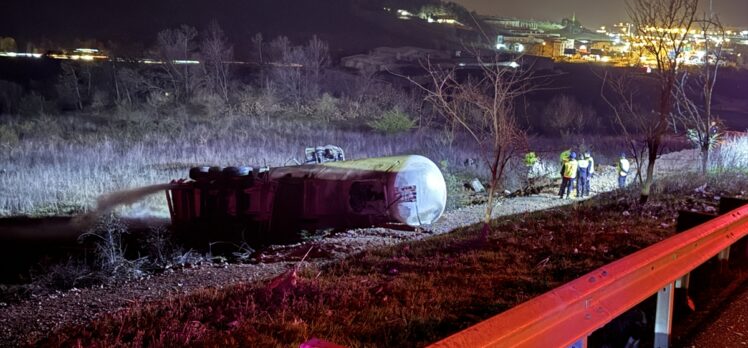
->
[0,52,42,58]
[74,48,99,54]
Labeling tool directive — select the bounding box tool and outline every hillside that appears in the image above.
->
[2,0,473,58]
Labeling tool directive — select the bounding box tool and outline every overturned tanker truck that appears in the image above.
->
[166,146,447,244]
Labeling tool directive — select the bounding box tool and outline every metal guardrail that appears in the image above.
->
[430,202,748,348]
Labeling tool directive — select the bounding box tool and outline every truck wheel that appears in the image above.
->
[237,166,252,176]
[223,166,253,177]
[223,166,241,177]
[208,166,223,179]
[189,166,210,180]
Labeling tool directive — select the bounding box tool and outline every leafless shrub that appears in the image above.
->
[191,88,230,118]
[0,80,24,115]
[309,93,342,121]
[543,95,595,138]
[17,92,49,116]
[30,257,95,293]
[79,215,145,282]
[145,225,177,269]
[236,85,282,119]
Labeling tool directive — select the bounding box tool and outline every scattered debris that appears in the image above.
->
[469,179,485,193]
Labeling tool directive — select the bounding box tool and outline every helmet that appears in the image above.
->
[584,152,591,158]
[620,152,626,158]
[570,152,577,159]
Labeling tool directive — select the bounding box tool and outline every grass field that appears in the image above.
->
[0,110,656,218]
[0,111,487,217]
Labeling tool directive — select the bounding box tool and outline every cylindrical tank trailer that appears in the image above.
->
[166,154,447,242]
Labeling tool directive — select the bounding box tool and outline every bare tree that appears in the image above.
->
[200,21,233,103]
[600,69,653,185]
[544,95,594,138]
[268,35,291,63]
[267,35,331,109]
[251,33,264,64]
[57,62,90,111]
[268,36,303,108]
[116,67,152,107]
[155,25,201,104]
[303,35,330,98]
[626,0,699,202]
[396,57,533,237]
[672,10,725,176]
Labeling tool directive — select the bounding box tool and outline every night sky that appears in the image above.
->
[1,0,746,48]
[455,0,748,27]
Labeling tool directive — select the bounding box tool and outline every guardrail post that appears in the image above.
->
[674,274,689,289]
[717,246,731,264]
[569,337,587,348]
[654,283,675,348]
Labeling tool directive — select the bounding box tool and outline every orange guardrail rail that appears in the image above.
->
[430,203,748,348]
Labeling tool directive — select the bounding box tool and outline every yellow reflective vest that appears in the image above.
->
[563,159,578,178]
[617,158,630,176]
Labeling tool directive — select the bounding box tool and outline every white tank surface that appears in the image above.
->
[268,155,448,226]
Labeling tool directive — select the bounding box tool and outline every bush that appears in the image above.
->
[30,258,96,293]
[711,135,748,172]
[79,215,146,282]
[190,90,230,118]
[0,124,19,152]
[311,93,341,121]
[367,108,416,134]
[236,86,282,118]
[18,92,49,117]
[0,80,24,114]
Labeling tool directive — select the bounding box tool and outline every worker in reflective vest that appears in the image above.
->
[577,153,591,197]
[617,153,630,189]
[559,152,578,199]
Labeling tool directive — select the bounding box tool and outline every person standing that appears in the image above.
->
[559,152,579,199]
[577,153,591,197]
[617,153,630,189]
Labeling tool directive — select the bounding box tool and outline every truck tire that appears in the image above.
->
[238,166,252,176]
[222,166,240,177]
[189,166,211,180]
[223,166,253,177]
[208,166,223,179]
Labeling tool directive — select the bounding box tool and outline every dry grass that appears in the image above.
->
[0,111,660,218]
[37,185,715,347]
[0,112,486,217]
